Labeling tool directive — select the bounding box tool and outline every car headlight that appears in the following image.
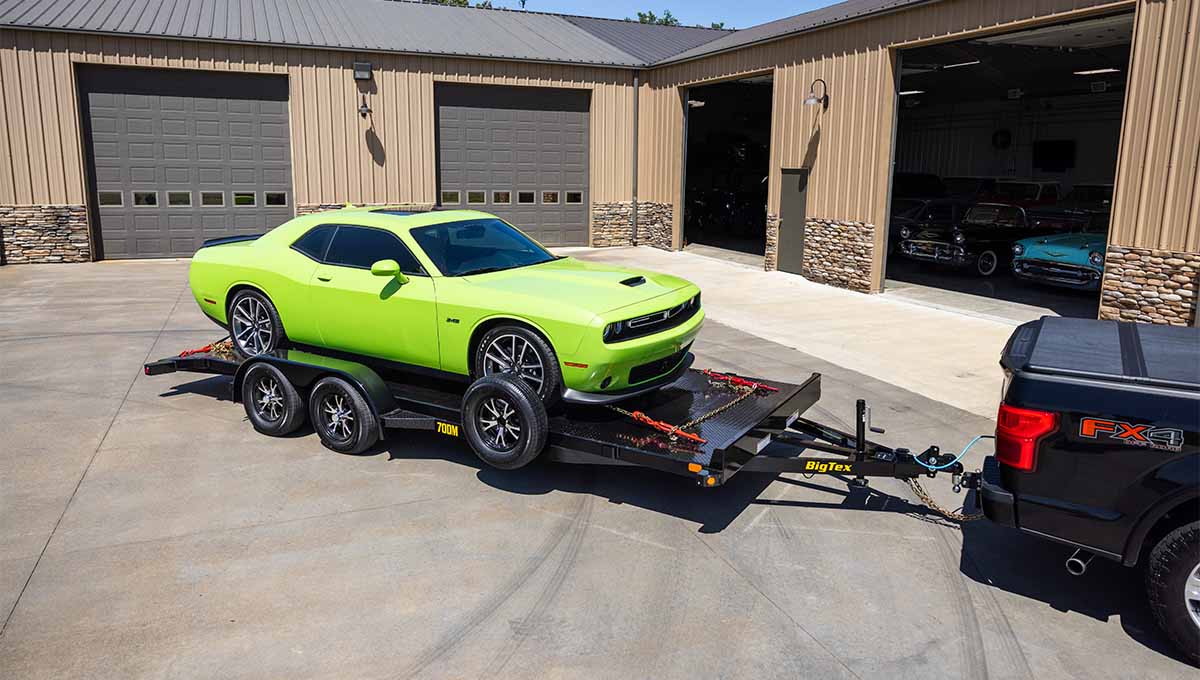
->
[603,321,623,343]
[1089,251,1104,267]
[898,226,911,239]
[1012,243,1024,256]
[953,231,966,244]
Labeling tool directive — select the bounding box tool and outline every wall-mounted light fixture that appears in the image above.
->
[353,61,373,81]
[803,78,829,111]
[358,95,371,118]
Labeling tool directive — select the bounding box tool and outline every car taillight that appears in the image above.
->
[995,403,1058,471]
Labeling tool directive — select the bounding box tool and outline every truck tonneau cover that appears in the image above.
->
[1003,317,1200,391]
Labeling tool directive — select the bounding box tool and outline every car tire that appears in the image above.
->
[228,289,284,358]
[308,376,379,455]
[1146,521,1200,666]
[462,374,548,470]
[241,362,306,436]
[975,250,999,277]
[473,324,563,408]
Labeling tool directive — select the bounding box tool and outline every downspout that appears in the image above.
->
[631,71,640,246]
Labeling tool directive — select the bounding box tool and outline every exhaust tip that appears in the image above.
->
[1065,549,1094,576]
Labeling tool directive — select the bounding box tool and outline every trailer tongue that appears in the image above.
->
[145,345,967,490]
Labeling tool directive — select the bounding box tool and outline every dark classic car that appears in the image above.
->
[898,203,1085,276]
[888,198,971,255]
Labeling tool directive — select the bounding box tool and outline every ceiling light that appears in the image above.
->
[1074,67,1120,75]
[899,90,925,96]
[942,59,981,69]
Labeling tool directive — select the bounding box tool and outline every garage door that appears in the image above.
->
[79,66,292,259]
[436,84,589,246]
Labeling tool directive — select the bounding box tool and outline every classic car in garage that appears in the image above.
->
[1011,227,1108,291]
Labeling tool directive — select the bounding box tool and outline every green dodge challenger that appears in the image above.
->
[189,207,703,406]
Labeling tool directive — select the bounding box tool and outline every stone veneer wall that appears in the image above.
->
[1099,245,1198,326]
[296,202,435,215]
[764,213,780,271]
[590,201,673,251]
[0,205,90,264]
[797,218,876,292]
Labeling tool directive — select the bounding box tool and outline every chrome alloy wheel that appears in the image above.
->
[253,374,285,422]
[232,296,274,355]
[478,396,521,451]
[1186,562,1200,631]
[320,392,356,442]
[482,334,544,394]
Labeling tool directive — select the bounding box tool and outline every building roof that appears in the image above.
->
[0,0,934,68]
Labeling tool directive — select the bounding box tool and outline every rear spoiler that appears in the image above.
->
[200,233,264,248]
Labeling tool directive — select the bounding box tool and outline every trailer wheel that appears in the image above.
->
[309,376,379,455]
[242,362,305,436]
[462,374,547,470]
[1146,521,1200,666]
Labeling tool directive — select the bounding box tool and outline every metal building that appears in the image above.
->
[0,0,1195,325]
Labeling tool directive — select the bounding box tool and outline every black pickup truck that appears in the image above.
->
[980,317,1199,663]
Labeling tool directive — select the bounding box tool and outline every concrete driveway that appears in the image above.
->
[0,259,1193,679]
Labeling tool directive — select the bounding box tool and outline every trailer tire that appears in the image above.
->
[473,324,562,408]
[1146,521,1200,666]
[462,374,547,470]
[309,376,379,455]
[242,362,305,436]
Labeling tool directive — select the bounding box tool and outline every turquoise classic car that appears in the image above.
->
[1011,230,1107,291]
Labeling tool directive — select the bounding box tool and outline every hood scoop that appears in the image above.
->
[620,276,647,287]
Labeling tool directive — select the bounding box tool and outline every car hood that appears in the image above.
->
[1017,233,1106,262]
[461,257,695,314]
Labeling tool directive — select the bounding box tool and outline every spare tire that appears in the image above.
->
[462,374,548,470]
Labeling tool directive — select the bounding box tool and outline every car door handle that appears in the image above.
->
[317,275,332,282]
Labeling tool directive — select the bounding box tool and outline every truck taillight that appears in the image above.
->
[995,404,1057,471]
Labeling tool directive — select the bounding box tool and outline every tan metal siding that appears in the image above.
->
[639,0,1134,289]
[1110,0,1200,252]
[0,29,634,211]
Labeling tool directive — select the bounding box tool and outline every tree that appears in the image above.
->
[709,22,727,30]
[633,10,680,26]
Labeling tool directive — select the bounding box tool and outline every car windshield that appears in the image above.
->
[964,205,1022,227]
[943,178,985,196]
[410,218,557,276]
[892,199,926,217]
[992,182,1040,201]
[1066,185,1113,204]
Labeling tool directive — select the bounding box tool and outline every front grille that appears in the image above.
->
[605,294,700,344]
[903,241,963,262]
[1014,259,1099,285]
[629,343,692,385]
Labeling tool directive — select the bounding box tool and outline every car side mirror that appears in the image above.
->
[370,259,409,284]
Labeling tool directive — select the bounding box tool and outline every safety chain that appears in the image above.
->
[906,477,983,523]
[606,370,779,444]
[179,337,236,361]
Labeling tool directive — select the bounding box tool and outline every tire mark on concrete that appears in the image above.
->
[488,495,593,677]
[400,493,588,679]
[958,537,1034,679]
[929,522,990,680]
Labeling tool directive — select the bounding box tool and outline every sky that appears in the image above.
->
[478,1,837,30]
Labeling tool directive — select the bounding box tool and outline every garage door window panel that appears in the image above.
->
[133,191,158,207]
[97,191,123,206]
[233,192,256,207]
[441,190,461,205]
[325,226,424,275]
[168,191,192,207]
[264,192,288,207]
[201,192,225,207]
[467,191,486,205]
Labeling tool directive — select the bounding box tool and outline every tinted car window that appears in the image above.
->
[410,218,556,276]
[292,225,336,261]
[928,204,954,222]
[325,226,423,274]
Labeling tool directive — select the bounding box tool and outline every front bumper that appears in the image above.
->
[1012,258,1101,291]
[898,240,971,266]
[978,456,1017,527]
[562,306,704,395]
[561,351,694,405]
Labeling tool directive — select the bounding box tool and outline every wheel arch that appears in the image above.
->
[466,315,561,377]
[1124,493,1200,567]
[225,283,290,340]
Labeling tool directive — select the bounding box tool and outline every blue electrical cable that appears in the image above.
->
[914,434,995,471]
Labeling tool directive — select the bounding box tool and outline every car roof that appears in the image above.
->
[299,207,498,231]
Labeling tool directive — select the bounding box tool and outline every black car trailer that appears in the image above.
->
[144,343,970,490]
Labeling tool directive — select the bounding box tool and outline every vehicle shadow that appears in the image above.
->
[885,256,1099,318]
[378,431,948,533]
[957,502,1190,665]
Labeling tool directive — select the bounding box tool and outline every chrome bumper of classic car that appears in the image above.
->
[1012,259,1102,290]
[898,240,969,265]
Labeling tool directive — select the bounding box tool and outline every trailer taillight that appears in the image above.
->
[995,404,1057,471]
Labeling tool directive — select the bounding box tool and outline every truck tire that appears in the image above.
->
[462,374,547,470]
[308,376,379,455]
[242,362,305,436]
[1146,521,1200,666]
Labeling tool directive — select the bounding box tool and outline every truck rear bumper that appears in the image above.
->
[979,456,1017,528]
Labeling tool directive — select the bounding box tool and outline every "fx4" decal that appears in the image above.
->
[1079,418,1183,452]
